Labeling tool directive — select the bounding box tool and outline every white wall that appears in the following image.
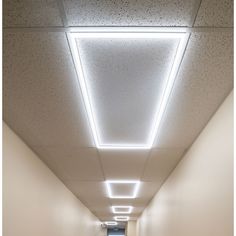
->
[126,221,137,236]
[137,91,233,236]
[3,123,106,236]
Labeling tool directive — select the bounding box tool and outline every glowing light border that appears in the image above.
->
[114,216,129,221]
[104,221,118,226]
[67,28,189,149]
[105,180,140,199]
[112,206,133,214]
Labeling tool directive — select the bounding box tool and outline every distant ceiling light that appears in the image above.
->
[105,180,140,199]
[114,216,129,221]
[67,28,189,149]
[112,206,133,214]
[104,221,118,226]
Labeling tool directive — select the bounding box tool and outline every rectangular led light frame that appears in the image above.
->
[105,180,140,199]
[105,221,118,226]
[67,28,189,149]
[112,206,133,214]
[114,216,129,221]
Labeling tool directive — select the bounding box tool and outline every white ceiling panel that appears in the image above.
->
[111,184,134,196]
[3,32,94,148]
[32,146,67,181]
[91,206,112,215]
[3,0,63,27]
[112,206,132,214]
[154,32,233,148]
[73,34,183,147]
[194,0,233,27]
[34,147,104,181]
[64,181,110,207]
[134,182,162,205]
[63,0,197,26]
[107,198,140,208]
[132,206,146,214]
[142,148,185,181]
[100,150,149,179]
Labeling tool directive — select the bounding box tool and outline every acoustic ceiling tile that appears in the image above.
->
[100,150,149,179]
[64,181,110,207]
[134,182,162,205]
[154,32,233,148]
[3,32,94,148]
[44,147,104,181]
[3,0,63,27]
[64,0,197,26]
[142,148,185,181]
[194,0,233,27]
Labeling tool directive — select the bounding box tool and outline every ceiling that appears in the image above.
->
[3,0,233,227]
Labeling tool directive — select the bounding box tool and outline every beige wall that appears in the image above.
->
[137,91,233,236]
[126,221,137,236]
[3,123,106,236]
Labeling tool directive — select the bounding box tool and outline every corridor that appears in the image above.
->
[3,0,233,236]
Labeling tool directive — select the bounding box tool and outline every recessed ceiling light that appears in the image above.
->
[104,221,118,226]
[67,28,189,149]
[105,180,140,199]
[111,206,133,214]
[114,216,129,221]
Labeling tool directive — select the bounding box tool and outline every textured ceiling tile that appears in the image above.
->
[64,181,110,206]
[89,206,112,215]
[99,150,149,179]
[132,206,146,214]
[194,0,233,27]
[3,32,94,147]
[109,198,139,207]
[3,0,63,27]
[64,0,196,26]
[32,145,68,181]
[134,182,161,205]
[142,148,185,181]
[34,147,104,181]
[154,32,233,148]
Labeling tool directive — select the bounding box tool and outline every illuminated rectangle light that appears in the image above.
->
[112,206,133,214]
[104,221,118,226]
[105,180,140,199]
[67,28,189,149]
[114,216,129,221]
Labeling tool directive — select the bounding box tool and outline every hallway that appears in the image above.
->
[3,0,233,236]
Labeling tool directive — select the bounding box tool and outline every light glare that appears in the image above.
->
[114,216,129,221]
